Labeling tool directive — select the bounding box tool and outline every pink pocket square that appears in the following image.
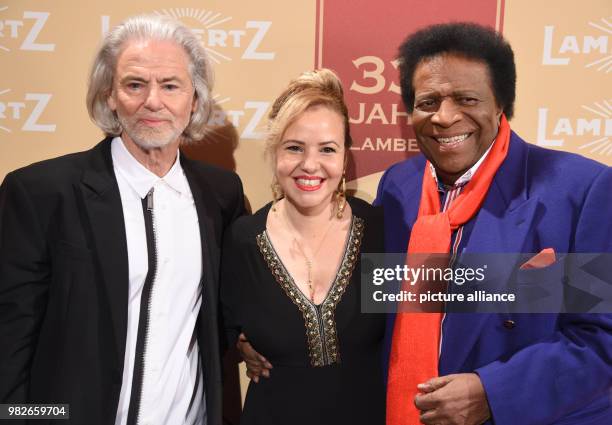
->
[520,248,556,270]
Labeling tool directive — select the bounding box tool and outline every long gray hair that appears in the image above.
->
[86,14,213,142]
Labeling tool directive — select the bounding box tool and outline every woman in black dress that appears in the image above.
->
[221,69,385,425]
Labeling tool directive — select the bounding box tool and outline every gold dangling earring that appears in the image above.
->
[336,175,346,219]
[271,179,283,212]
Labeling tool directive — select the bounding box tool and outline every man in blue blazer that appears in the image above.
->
[377,23,612,425]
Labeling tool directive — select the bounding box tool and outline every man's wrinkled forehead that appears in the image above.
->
[112,37,193,80]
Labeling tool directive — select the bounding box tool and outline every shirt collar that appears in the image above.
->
[429,136,497,191]
[111,136,188,198]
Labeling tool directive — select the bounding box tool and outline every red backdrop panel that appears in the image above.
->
[317,0,501,180]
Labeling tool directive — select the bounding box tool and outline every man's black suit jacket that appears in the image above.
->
[0,138,245,425]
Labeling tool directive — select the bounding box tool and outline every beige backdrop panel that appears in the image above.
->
[504,0,612,164]
[1,0,99,172]
[0,0,316,213]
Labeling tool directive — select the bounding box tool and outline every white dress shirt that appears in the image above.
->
[111,137,206,425]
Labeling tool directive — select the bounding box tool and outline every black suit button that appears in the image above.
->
[503,320,516,329]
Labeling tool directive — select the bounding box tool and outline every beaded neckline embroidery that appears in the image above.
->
[256,216,364,367]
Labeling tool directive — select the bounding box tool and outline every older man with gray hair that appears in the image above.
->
[0,14,244,425]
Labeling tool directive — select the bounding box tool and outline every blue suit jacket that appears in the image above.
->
[375,132,612,425]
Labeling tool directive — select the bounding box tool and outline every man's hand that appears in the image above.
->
[236,333,273,383]
[414,373,491,425]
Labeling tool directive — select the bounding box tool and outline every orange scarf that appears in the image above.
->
[386,115,510,425]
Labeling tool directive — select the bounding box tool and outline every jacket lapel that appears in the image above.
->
[383,154,425,253]
[77,139,129,365]
[440,133,541,374]
[181,155,220,294]
[180,155,225,415]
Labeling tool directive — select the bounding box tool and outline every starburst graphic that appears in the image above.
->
[585,17,612,72]
[0,88,12,133]
[212,94,230,104]
[155,8,233,64]
[578,100,612,156]
[588,16,612,35]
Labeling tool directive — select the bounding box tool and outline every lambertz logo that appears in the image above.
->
[316,0,500,180]
[101,8,275,63]
[0,89,56,133]
[0,5,55,52]
[542,17,611,72]
[537,99,612,157]
[208,94,269,140]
